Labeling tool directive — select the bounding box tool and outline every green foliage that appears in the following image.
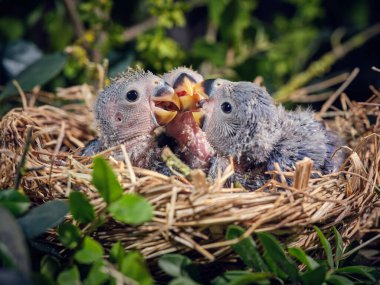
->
[69,191,95,224]
[92,157,123,204]
[0,52,67,100]
[17,200,69,239]
[157,226,380,285]
[108,193,153,225]
[0,189,30,216]
[74,236,104,264]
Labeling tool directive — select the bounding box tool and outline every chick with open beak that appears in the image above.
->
[82,68,180,171]
[162,67,215,170]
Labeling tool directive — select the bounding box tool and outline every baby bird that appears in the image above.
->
[82,68,180,170]
[162,67,215,170]
[196,79,343,189]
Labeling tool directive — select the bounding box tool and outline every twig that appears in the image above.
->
[320,68,359,114]
[12,80,27,110]
[48,122,66,191]
[123,17,157,43]
[275,22,380,102]
[340,233,380,260]
[64,0,85,38]
[14,127,33,190]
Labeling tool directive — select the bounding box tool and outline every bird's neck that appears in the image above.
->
[236,111,282,166]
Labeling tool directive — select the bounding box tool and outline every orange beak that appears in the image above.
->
[152,86,180,125]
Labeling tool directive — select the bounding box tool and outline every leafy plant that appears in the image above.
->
[158,226,380,284]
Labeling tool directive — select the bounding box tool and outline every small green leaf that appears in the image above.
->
[0,189,30,216]
[109,241,124,265]
[18,200,68,239]
[288,247,319,270]
[120,251,153,285]
[92,157,123,203]
[158,254,202,282]
[327,274,354,285]
[226,225,268,271]
[333,227,344,268]
[335,266,376,282]
[314,227,334,269]
[84,260,110,285]
[69,191,95,224]
[0,52,67,100]
[108,194,152,225]
[57,266,80,285]
[40,255,60,282]
[300,265,327,285]
[211,271,272,285]
[75,236,104,264]
[257,232,299,283]
[58,223,81,249]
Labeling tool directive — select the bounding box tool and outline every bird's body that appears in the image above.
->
[198,79,343,189]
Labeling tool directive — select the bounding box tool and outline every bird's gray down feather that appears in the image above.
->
[202,79,344,189]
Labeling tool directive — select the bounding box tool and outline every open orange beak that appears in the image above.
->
[173,75,209,126]
[152,86,180,125]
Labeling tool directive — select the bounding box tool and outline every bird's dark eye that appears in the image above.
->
[221,102,232,114]
[126,90,139,102]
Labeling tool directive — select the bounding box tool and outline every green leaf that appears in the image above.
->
[158,254,201,282]
[109,241,124,265]
[0,207,30,275]
[257,232,299,283]
[92,157,123,203]
[333,227,344,268]
[326,274,354,285]
[314,226,334,269]
[108,194,153,226]
[0,52,67,100]
[74,236,104,264]
[69,191,95,224]
[335,266,376,282]
[40,255,60,282]
[57,266,80,285]
[120,251,153,285]
[18,200,68,239]
[58,223,81,249]
[0,189,30,216]
[300,265,327,285]
[169,277,201,285]
[84,260,110,285]
[226,225,268,271]
[211,271,272,285]
[288,247,319,270]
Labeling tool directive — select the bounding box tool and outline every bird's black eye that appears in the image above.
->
[221,102,232,114]
[126,90,139,102]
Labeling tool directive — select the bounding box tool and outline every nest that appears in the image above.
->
[0,85,379,263]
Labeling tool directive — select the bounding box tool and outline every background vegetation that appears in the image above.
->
[0,0,380,284]
[1,0,380,113]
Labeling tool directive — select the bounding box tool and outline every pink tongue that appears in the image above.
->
[166,112,214,169]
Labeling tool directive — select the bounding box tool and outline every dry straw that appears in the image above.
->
[0,82,379,263]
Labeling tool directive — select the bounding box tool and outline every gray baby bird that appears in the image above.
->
[82,68,180,170]
[196,79,343,189]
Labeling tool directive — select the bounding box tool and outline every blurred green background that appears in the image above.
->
[0,0,379,114]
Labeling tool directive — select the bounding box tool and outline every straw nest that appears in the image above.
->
[0,84,379,263]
